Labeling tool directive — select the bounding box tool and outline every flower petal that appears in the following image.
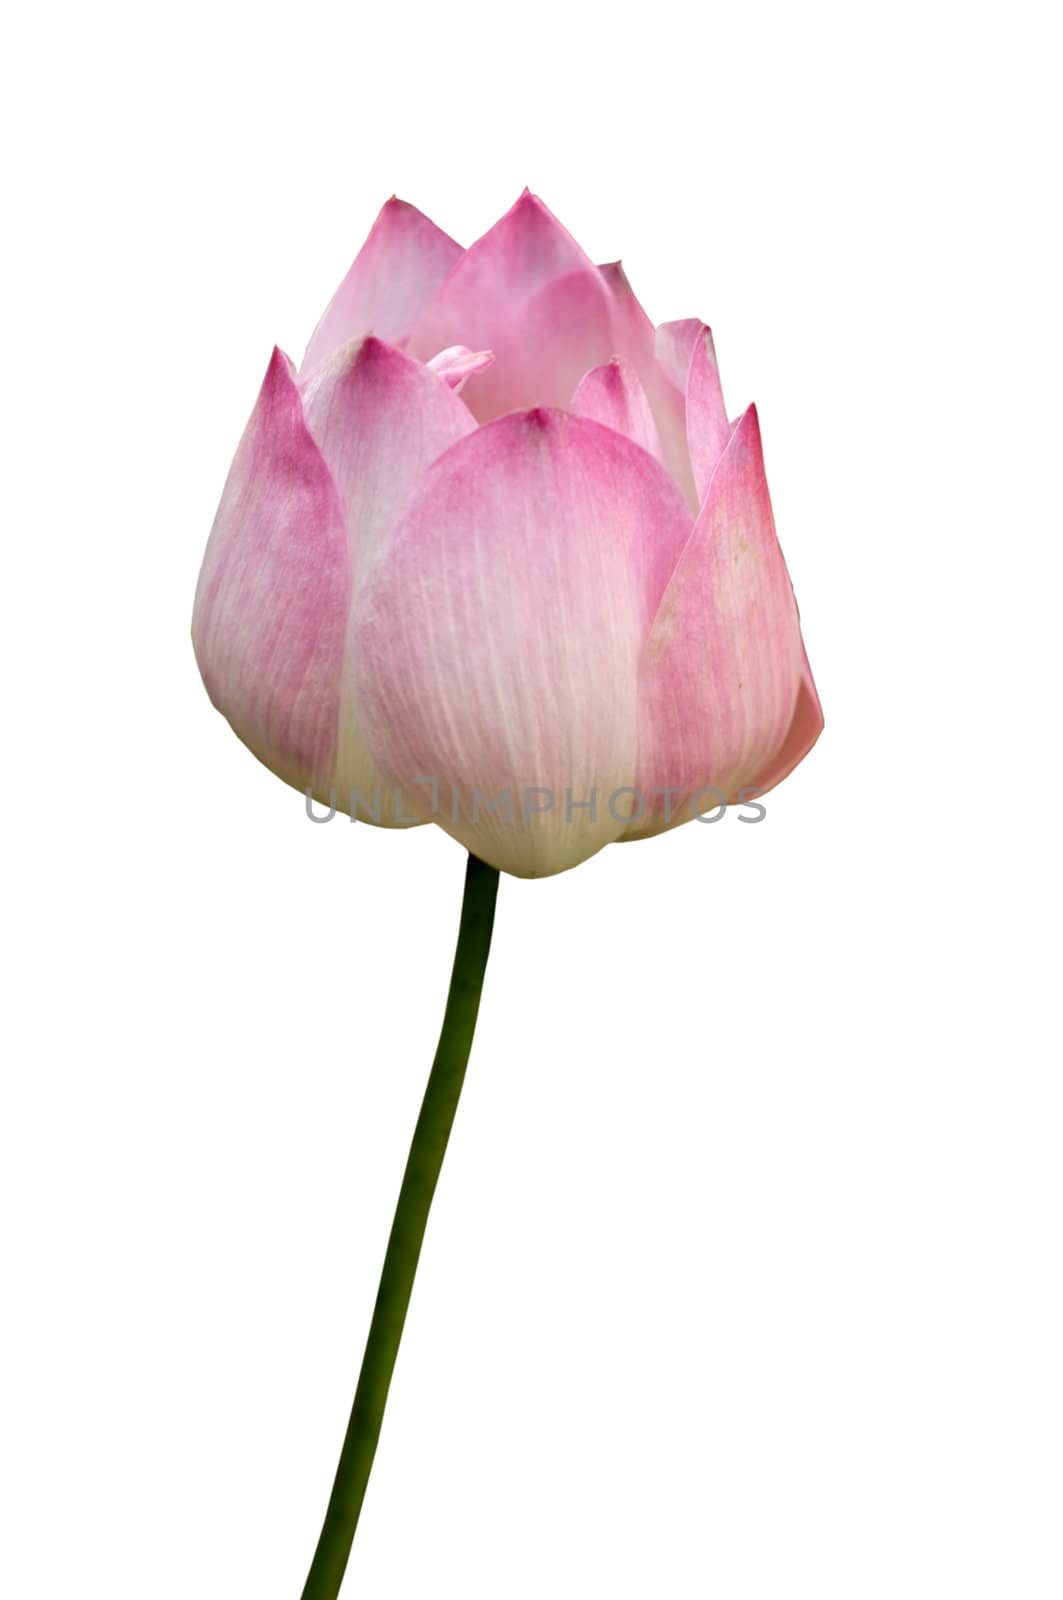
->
[426,344,495,392]
[354,409,694,876]
[301,335,477,576]
[655,318,703,391]
[300,336,478,821]
[743,648,824,796]
[685,325,732,503]
[601,271,698,508]
[406,192,617,421]
[192,349,349,794]
[301,198,463,376]
[626,404,810,837]
[569,357,664,463]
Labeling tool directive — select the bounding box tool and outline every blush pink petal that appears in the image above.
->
[600,270,698,508]
[743,648,824,797]
[570,358,664,463]
[353,409,694,877]
[626,404,808,838]
[301,335,477,575]
[406,192,617,422]
[299,335,478,822]
[301,199,463,377]
[425,345,495,392]
[596,261,655,367]
[655,318,704,391]
[475,267,617,420]
[685,325,732,503]
[192,348,349,795]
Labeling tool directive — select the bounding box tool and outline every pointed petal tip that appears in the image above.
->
[509,187,549,219]
[356,332,390,359]
[264,345,298,390]
[378,194,422,220]
[301,332,421,407]
[522,405,558,430]
[738,399,760,437]
[598,260,630,290]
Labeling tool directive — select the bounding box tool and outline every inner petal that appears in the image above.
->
[426,345,495,393]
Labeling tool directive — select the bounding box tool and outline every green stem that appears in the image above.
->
[300,852,501,1600]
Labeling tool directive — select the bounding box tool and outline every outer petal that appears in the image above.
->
[301,336,477,575]
[626,404,809,838]
[192,349,349,794]
[301,199,463,376]
[300,336,478,821]
[743,647,824,795]
[601,269,698,508]
[569,357,664,464]
[354,409,694,877]
[406,192,617,421]
[685,325,732,502]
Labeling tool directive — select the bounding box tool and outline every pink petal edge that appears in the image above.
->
[192,348,349,795]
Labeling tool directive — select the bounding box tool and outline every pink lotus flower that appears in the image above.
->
[193,192,822,877]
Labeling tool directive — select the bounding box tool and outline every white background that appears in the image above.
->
[3,2,1060,1596]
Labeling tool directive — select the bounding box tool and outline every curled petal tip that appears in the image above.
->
[426,344,495,391]
[598,260,629,288]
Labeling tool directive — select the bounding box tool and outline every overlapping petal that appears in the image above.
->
[602,269,698,508]
[684,325,732,502]
[301,199,463,377]
[192,349,349,794]
[195,195,822,867]
[654,318,733,504]
[300,336,478,821]
[426,345,495,392]
[570,358,664,464]
[354,409,694,876]
[301,335,477,575]
[655,318,703,391]
[406,193,618,421]
[626,404,810,838]
[744,647,824,796]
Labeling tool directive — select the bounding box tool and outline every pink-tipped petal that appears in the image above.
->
[301,199,463,376]
[354,409,694,877]
[597,261,656,366]
[300,336,478,821]
[301,335,477,575]
[686,326,732,502]
[192,349,349,794]
[595,277,697,508]
[626,404,810,838]
[570,358,664,463]
[406,193,617,421]
[655,318,703,391]
[426,344,496,391]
